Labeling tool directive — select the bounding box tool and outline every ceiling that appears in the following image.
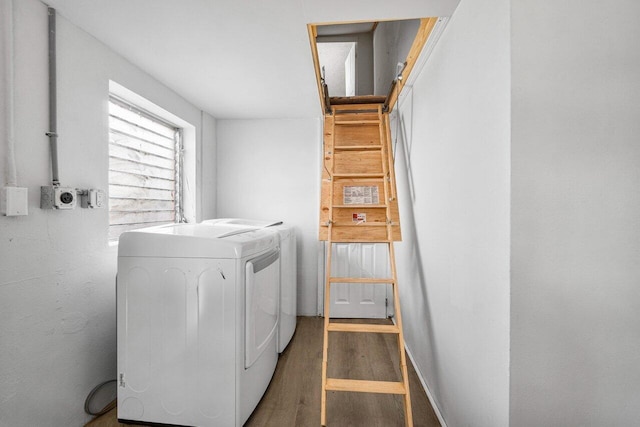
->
[45,0,460,119]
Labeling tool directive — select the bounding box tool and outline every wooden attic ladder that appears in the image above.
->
[320,103,411,426]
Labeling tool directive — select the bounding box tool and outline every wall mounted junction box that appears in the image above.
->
[80,189,105,208]
[1,187,29,216]
[41,186,77,210]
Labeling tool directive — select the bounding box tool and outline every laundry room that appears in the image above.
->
[2,0,640,426]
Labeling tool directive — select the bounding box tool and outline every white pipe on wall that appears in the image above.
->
[2,0,17,187]
[47,6,60,186]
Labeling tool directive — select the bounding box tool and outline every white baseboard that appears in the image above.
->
[404,344,448,427]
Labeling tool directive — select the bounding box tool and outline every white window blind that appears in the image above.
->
[108,96,182,241]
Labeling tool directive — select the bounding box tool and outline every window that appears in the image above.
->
[108,96,183,241]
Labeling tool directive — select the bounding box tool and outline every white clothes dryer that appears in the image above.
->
[117,223,280,426]
[202,218,297,352]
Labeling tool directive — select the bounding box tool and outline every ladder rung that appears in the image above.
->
[325,378,406,395]
[332,204,388,209]
[332,173,385,179]
[333,145,383,151]
[331,222,388,227]
[327,323,400,334]
[334,120,380,125]
[329,277,394,284]
[330,238,392,243]
[333,104,382,112]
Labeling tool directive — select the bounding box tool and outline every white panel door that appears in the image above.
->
[326,243,392,318]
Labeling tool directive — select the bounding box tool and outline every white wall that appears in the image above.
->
[393,0,511,425]
[373,19,421,96]
[215,119,321,316]
[317,32,374,96]
[201,112,218,219]
[0,1,215,426]
[317,42,352,97]
[510,0,640,425]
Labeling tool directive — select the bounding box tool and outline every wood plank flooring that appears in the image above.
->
[86,317,440,427]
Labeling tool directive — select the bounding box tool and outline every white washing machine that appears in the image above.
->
[116,223,280,426]
[202,218,296,352]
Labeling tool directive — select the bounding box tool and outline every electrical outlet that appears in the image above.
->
[80,189,105,208]
[1,187,28,216]
[41,186,77,210]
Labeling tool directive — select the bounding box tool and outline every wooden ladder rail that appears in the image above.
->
[320,105,337,426]
[320,104,413,427]
[378,105,413,426]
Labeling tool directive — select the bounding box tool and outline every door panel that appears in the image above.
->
[327,243,391,318]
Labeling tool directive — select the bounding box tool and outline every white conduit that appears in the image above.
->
[2,0,17,187]
[47,6,60,186]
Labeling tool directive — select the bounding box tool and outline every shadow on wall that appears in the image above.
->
[393,88,442,395]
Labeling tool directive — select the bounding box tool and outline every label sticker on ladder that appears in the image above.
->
[352,213,367,223]
[343,186,379,205]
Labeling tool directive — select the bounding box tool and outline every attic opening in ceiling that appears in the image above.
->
[308,18,439,113]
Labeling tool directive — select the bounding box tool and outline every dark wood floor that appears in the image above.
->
[86,317,440,427]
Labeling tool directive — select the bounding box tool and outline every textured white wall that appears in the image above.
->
[215,119,321,316]
[0,1,215,425]
[393,0,511,425]
[510,0,640,425]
